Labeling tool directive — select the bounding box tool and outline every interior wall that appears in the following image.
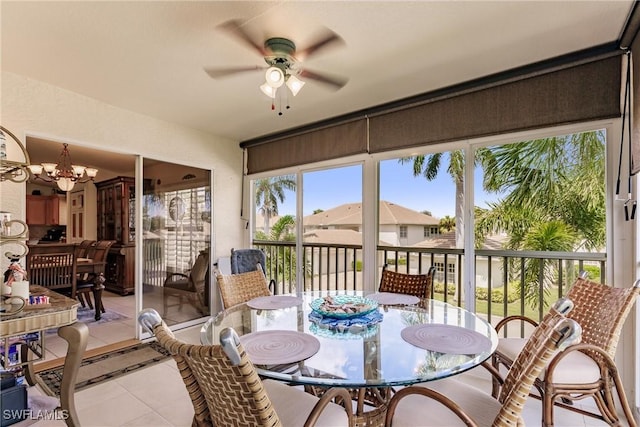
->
[0,71,244,267]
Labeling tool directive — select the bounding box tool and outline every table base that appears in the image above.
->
[305,385,393,427]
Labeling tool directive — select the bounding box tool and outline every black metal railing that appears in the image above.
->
[253,240,606,327]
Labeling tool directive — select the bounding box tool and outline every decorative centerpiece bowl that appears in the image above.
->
[310,295,379,319]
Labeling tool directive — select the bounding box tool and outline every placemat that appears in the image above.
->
[246,295,302,310]
[239,330,320,365]
[365,292,420,306]
[401,324,492,355]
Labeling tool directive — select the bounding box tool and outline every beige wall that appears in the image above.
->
[0,71,244,269]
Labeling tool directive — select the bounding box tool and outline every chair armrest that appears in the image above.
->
[385,385,479,427]
[268,279,276,293]
[479,360,504,387]
[303,387,354,427]
[494,315,539,335]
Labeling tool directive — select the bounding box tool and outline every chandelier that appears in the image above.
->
[27,143,98,191]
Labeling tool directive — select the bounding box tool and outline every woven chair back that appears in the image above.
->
[217,266,271,308]
[498,298,572,403]
[378,265,435,299]
[565,276,640,360]
[153,321,282,427]
[494,317,581,426]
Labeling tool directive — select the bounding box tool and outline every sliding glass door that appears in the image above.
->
[140,158,212,327]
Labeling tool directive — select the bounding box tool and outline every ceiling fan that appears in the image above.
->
[204,20,349,96]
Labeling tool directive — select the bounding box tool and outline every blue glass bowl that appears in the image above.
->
[310,295,379,319]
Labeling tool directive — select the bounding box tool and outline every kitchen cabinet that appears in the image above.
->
[96,176,135,295]
[26,195,66,225]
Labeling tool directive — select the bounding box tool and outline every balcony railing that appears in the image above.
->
[253,240,606,328]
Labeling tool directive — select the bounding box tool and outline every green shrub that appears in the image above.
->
[433,282,456,295]
[352,260,363,271]
[475,282,521,303]
[580,265,601,280]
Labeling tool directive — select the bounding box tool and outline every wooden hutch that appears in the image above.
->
[96,176,135,295]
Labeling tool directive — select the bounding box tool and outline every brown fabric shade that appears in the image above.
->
[369,55,622,153]
[631,43,640,174]
[244,53,622,174]
[246,119,368,174]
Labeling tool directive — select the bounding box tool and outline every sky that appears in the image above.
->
[276,155,501,219]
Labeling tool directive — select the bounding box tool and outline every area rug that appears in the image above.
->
[44,307,129,335]
[36,341,172,397]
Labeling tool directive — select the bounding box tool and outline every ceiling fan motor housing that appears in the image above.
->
[264,37,298,71]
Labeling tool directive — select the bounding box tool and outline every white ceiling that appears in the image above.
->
[2,1,635,163]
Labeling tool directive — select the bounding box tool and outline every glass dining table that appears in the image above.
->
[201,291,498,426]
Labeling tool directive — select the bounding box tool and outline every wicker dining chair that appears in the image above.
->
[217,264,272,309]
[138,308,355,427]
[378,264,436,299]
[384,313,582,427]
[492,273,640,426]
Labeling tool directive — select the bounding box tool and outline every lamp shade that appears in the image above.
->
[265,67,284,88]
[286,75,305,96]
[57,177,75,192]
[260,83,277,98]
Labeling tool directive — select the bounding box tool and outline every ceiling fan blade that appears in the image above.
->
[297,29,345,60]
[299,68,349,90]
[217,19,266,56]
[204,66,265,79]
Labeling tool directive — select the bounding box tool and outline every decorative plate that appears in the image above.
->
[310,295,379,319]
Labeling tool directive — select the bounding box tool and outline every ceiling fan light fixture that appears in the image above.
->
[265,66,284,88]
[260,82,277,98]
[286,75,305,96]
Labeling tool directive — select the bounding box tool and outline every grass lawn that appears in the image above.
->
[432,291,547,321]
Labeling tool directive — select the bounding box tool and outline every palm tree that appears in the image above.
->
[254,175,296,235]
[519,220,578,306]
[439,215,455,233]
[400,151,465,247]
[477,131,605,250]
[476,131,605,307]
[400,150,493,247]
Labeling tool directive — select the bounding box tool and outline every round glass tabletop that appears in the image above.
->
[201,291,498,388]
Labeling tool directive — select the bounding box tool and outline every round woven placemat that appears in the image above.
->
[239,330,320,365]
[401,324,492,355]
[246,295,302,310]
[365,292,420,306]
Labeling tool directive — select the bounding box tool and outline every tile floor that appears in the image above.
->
[16,291,621,426]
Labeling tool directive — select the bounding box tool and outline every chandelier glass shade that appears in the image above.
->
[27,143,98,192]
